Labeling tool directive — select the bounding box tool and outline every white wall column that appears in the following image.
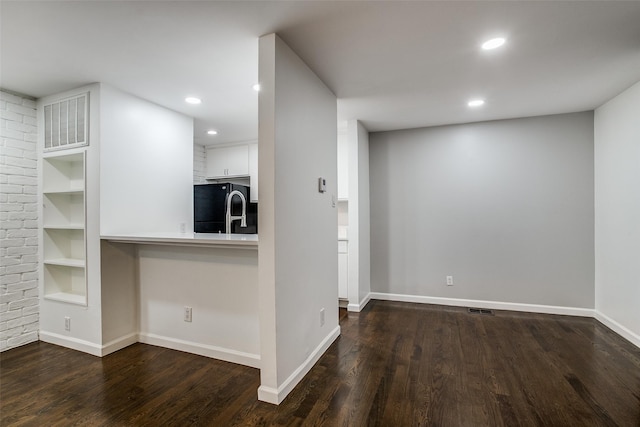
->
[257,33,340,404]
[346,120,371,311]
[594,80,640,347]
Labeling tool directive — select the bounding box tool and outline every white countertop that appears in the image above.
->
[101,232,258,249]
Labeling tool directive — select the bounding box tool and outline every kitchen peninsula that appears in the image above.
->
[37,83,261,368]
[100,233,260,368]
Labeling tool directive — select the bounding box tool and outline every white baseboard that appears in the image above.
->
[101,333,138,356]
[41,330,263,366]
[347,293,372,312]
[258,325,341,405]
[594,311,640,349]
[138,332,261,369]
[369,292,640,350]
[39,331,138,356]
[369,292,595,317]
[39,331,103,356]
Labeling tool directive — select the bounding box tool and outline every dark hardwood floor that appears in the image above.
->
[1,300,639,426]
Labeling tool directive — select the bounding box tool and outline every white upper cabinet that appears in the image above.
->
[206,149,228,178]
[206,144,249,178]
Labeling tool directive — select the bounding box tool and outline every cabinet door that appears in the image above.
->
[206,145,249,178]
[206,148,228,178]
[225,145,249,177]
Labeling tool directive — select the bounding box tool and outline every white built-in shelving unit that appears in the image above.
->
[41,152,87,305]
[38,86,101,354]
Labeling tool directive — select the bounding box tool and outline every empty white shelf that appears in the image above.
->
[44,258,85,268]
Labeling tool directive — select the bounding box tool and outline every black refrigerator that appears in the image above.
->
[194,183,257,234]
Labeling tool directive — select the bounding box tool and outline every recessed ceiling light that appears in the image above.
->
[252,83,261,92]
[468,99,485,107]
[207,130,218,135]
[482,37,506,50]
[185,97,202,104]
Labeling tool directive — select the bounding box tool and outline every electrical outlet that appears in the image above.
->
[320,308,325,326]
[184,306,192,322]
[64,316,71,331]
[446,276,454,286]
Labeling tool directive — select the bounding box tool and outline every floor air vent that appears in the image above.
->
[468,307,494,315]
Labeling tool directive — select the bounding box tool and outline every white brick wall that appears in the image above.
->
[194,143,207,184]
[0,90,39,351]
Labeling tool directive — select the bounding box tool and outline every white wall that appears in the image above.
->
[137,245,260,367]
[0,90,39,351]
[594,81,640,346]
[100,240,137,346]
[99,84,194,235]
[369,112,595,310]
[356,121,371,305]
[258,33,339,404]
[346,120,371,311]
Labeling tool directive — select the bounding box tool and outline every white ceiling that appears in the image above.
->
[2,1,640,146]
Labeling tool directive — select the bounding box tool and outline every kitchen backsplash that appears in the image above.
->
[193,143,207,184]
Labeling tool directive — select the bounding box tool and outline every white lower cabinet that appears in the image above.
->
[338,240,348,299]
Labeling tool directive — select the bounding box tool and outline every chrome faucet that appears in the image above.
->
[225,190,247,234]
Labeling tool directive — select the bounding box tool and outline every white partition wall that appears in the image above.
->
[594,81,640,347]
[136,244,260,367]
[258,33,339,404]
[99,85,193,235]
[346,120,371,311]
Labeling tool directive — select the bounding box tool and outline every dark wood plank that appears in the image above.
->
[1,301,639,426]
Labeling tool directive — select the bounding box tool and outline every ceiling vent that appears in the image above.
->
[43,93,89,151]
